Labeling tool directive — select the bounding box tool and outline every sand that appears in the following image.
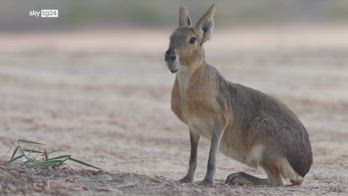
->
[0,25,347,195]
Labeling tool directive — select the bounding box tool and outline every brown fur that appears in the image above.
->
[165,5,312,186]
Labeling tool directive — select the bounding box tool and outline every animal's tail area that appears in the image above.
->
[276,158,303,185]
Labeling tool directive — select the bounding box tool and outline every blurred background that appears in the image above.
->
[0,1,347,194]
[1,0,348,30]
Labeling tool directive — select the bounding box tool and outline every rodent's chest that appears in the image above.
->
[175,89,215,117]
[171,69,221,124]
[172,88,221,131]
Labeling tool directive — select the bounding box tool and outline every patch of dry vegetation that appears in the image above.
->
[1,139,104,195]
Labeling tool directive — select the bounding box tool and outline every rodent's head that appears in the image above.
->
[165,5,215,73]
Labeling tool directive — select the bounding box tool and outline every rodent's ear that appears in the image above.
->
[179,6,192,26]
[196,4,215,44]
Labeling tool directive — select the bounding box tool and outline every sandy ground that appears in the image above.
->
[0,25,347,195]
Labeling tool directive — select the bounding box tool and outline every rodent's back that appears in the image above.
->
[207,64,313,177]
[227,82,312,176]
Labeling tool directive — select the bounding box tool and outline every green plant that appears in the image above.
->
[7,139,100,170]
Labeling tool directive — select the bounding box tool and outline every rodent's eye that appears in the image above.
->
[189,37,196,44]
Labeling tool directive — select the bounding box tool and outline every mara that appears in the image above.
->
[164,5,312,186]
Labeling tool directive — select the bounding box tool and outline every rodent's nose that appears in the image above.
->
[165,49,176,62]
[168,55,176,61]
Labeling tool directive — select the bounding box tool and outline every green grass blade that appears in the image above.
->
[9,146,19,162]
[48,149,62,154]
[46,155,71,160]
[17,146,30,160]
[22,149,43,154]
[68,157,100,169]
[55,158,69,167]
[6,154,25,164]
[41,159,66,167]
[17,139,44,145]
